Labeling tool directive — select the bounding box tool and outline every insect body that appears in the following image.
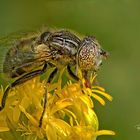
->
[0,30,108,127]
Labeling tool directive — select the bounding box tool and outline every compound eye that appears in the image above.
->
[40,31,51,43]
[78,37,96,70]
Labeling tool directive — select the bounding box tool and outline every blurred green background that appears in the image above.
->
[0,0,140,139]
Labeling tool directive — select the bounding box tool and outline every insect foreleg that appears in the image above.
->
[39,67,58,127]
[47,68,58,83]
[67,65,79,81]
[0,63,48,111]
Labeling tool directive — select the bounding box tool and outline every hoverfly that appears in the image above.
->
[0,30,108,127]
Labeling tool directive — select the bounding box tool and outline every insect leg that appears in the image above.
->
[0,63,48,111]
[39,67,58,127]
[67,65,79,81]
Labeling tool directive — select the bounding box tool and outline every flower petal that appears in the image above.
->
[95,130,115,136]
[91,93,105,106]
[19,105,38,126]
[92,89,113,101]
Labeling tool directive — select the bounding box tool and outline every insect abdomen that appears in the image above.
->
[3,38,40,78]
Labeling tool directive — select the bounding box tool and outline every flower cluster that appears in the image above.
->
[0,68,115,140]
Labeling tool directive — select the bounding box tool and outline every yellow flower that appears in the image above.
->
[0,69,115,140]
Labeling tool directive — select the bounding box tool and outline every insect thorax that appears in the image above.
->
[41,30,81,56]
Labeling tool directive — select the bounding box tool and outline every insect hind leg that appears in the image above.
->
[0,64,57,128]
[0,86,11,111]
[39,67,58,127]
[0,63,47,111]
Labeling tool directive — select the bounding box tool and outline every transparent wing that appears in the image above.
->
[0,40,12,85]
[0,30,39,77]
[0,40,10,74]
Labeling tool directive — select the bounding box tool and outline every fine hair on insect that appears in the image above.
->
[0,29,108,127]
